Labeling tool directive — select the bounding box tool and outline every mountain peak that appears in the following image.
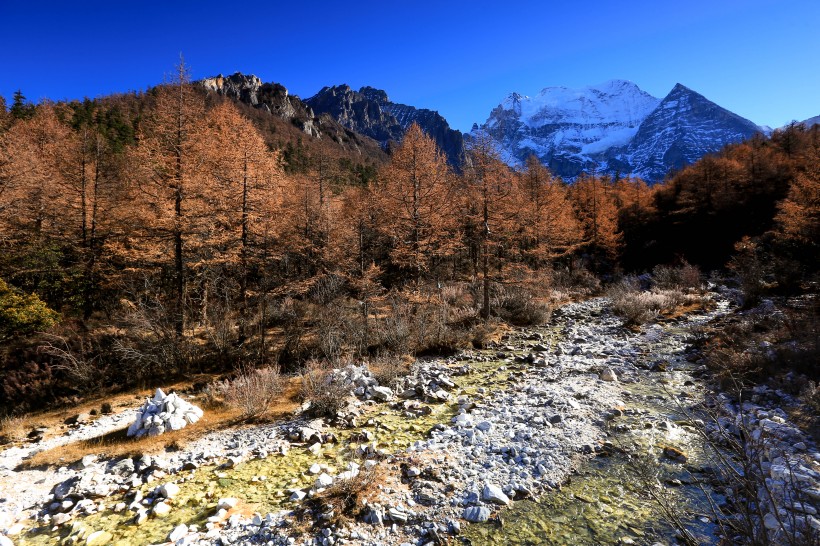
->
[359,86,389,104]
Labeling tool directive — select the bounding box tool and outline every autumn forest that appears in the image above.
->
[0,65,818,413]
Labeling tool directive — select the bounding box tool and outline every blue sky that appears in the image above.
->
[1,0,817,132]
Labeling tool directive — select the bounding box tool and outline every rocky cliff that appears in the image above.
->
[306,85,465,167]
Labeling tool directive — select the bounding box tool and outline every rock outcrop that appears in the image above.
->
[200,73,320,137]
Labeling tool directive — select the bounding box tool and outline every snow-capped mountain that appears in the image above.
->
[472,80,762,182]
[613,84,762,181]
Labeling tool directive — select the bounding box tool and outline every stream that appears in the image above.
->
[6,295,739,546]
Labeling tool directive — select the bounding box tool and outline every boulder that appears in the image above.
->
[482,483,511,505]
[85,531,113,546]
[599,368,618,382]
[168,524,188,542]
[462,506,491,523]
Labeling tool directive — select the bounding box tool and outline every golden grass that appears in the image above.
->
[19,377,303,469]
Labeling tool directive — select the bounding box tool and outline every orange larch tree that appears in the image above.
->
[375,123,456,288]
[515,155,581,267]
[569,174,622,271]
[127,60,207,337]
[462,133,519,319]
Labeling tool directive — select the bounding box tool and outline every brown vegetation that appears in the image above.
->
[0,61,817,416]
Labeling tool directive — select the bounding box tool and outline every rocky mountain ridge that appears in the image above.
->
[198,73,386,161]
[306,85,465,167]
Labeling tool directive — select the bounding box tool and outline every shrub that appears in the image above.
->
[299,359,350,418]
[493,285,552,326]
[652,262,702,291]
[608,277,698,326]
[0,278,59,342]
[368,356,411,388]
[215,365,285,419]
[308,463,379,525]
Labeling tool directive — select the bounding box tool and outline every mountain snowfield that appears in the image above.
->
[471,79,762,182]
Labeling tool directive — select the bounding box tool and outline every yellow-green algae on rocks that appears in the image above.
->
[21,357,515,546]
[464,358,722,545]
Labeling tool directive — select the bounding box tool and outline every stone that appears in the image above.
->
[482,483,511,505]
[462,506,491,522]
[110,458,135,477]
[159,482,180,499]
[127,390,203,438]
[65,413,91,426]
[168,524,188,542]
[763,512,779,530]
[370,386,394,402]
[662,446,688,463]
[475,421,492,432]
[388,507,408,523]
[152,502,171,517]
[79,455,97,469]
[308,463,322,475]
[53,512,72,525]
[0,537,12,546]
[217,497,238,510]
[600,368,618,382]
[314,473,333,489]
[289,490,307,502]
[85,530,113,546]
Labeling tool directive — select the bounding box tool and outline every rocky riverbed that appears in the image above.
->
[2,292,819,546]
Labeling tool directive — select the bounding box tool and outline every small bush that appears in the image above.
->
[652,262,702,291]
[309,464,379,525]
[493,285,552,326]
[215,366,285,419]
[608,277,699,326]
[299,359,350,418]
[368,356,411,388]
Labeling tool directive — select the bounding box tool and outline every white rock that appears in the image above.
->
[0,536,13,546]
[314,473,334,489]
[600,368,618,382]
[152,501,172,517]
[308,463,322,475]
[463,506,491,522]
[217,497,238,510]
[168,523,188,542]
[483,483,511,505]
[159,482,180,499]
[763,512,779,530]
[290,490,307,502]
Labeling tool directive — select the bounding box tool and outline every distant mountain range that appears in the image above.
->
[200,72,812,182]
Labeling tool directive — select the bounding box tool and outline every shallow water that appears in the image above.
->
[464,306,728,546]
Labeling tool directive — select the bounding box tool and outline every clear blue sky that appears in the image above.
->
[1,0,817,132]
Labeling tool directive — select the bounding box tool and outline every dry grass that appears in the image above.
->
[20,377,302,469]
[0,415,26,444]
[608,277,706,327]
